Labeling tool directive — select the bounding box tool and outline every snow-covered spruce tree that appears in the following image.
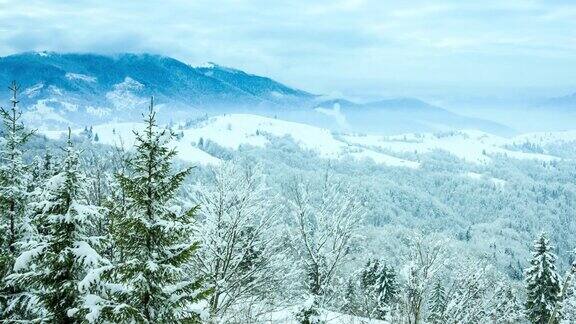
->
[99,143,132,262]
[189,161,286,321]
[101,98,209,323]
[357,259,398,320]
[342,259,398,320]
[525,232,562,324]
[6,130,108,323]
[427,281,446,324]
[284,174,364,323]
[0,81,35,319]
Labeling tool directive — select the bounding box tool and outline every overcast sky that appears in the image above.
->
[1,0,575,100]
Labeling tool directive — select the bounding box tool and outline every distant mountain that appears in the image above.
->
[539,92,576,110]
[313,98,363,110]
[312,97,514,135]
[364,97,440,110]
[0,52,314,128]
[0,51,512,135]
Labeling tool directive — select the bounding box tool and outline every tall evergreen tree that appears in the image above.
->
[342,278,359,316]
[100,98,209,323]
[525,233,562,324]
[427,281,446,324]
[7,130,108,323]
[343,259,398,320]
[359,259,398,320]
[0,81,35,319]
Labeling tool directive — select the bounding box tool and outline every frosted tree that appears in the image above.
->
[442,261,495,323]
[427,281,446,324]
[0,81,35,319]
[400,234,445,324]
[561,262,576,323]
[525,233,561,324]
[284,174,364,322]
[97,98,209,323]
[343,259,398,320]
[188,161,287,321]
[6,131,108,323]
[490,284,524,323]
[553,260,576,324]
[359,259,398,320]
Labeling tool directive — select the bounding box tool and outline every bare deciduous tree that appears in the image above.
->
[401,234,445,324]
[190,162,287,321]
[284,173,365,318]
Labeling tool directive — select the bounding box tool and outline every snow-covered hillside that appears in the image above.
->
[41,114,569,169]
[42,114,420,168]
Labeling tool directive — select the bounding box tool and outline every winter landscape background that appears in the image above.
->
[1,1,576,323]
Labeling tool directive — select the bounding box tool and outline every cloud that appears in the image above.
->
[0,0,575,99]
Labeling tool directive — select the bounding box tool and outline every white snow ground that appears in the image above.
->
[261,307,388,323]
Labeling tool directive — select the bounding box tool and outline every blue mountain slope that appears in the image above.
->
[196,62,314,105]
[0,52,312,127]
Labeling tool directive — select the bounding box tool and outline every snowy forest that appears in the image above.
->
[0,80,575,324]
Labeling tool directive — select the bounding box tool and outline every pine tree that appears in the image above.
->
[427,281,446,324]
[101,98,209,323]
[7,130,108,323]
[525,233,562,324]
[0,81,35,319]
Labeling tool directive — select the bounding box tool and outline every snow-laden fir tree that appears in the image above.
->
[359,259,397,320]
[189,161,286,321]
[0,81,35,319]
[98,98,209,323]
[6,130,108,323]
[342,278,359,316]
[427,281,446,324]
[342,259,398,320]
[525,232,562,324]
[100,143,132,262]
